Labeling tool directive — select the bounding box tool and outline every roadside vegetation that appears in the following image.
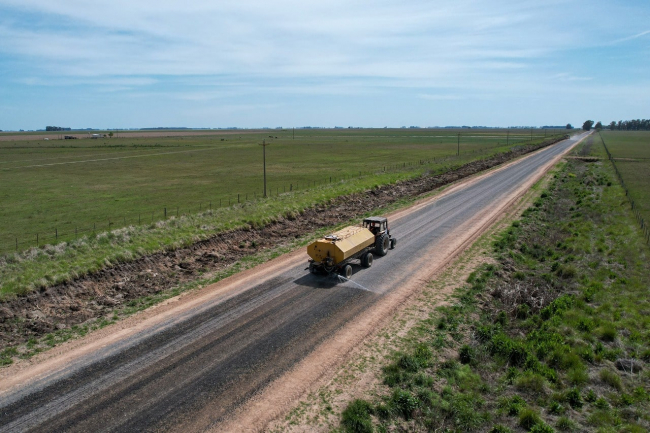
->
[338,137,650,432]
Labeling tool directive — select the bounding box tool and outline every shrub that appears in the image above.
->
[519,408,542,430]
[594,397,609,409]
[556,264,577,279]
[584,389,597,403]
[565,388,583,409]
[390,389,418,420]
[548,400,564,415]
[556,416,577,431]
[567,366,589,386]
[515,373,547,394]
[459,344,477,365]
[489,425,512,433]
[341,399,373,433]
[599,369,622,390]
[530,423,554,433]
[499,395,526,416]
[596,324,617,342]
[509,342,530,366]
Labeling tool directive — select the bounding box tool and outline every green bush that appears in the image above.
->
[499,395,526,416]
[556,416,577,431]
[565,388,583,409]
[594,397,609,409]
[584,389,597,403]
[596,324,617,342]
[515,373,547,394]
[489,425,512,433]
[530,423,554,433]
[599,369,622,390]
[519,408,542,430]
[567,366,589,386]
[459,344,477,365]
[341,399,374,433]
[390,389,418,420]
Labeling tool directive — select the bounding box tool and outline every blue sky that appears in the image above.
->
[0,0,648,130]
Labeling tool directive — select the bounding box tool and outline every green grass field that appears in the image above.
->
[0,128,554,253]
[599,131,650,226]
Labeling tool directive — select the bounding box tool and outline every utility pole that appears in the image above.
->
[292,127,295,140]
[260,139,271,197]
[507,128,509,146]
[530,128,533,141]
[457,133,460,156]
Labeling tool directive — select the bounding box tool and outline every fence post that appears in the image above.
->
[36,233,38,246]
[164,208,167,219]
[56,228,58,240]
[16,238,18,251]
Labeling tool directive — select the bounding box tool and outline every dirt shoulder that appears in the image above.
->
[0,136,567,357]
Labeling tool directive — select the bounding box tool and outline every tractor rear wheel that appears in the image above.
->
[361,252,373,268]
[375,233,389,256]
[341,264,352,279]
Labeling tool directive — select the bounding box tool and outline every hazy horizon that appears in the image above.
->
[1,0,648,131]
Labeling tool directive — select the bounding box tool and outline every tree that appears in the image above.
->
[609,121,616,131]
[582,120,594,131]
[566,123,573,129]
[595,121,602,131]
[108,132,114,138]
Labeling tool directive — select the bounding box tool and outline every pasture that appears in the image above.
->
[0,128,556,253]
[600,131,650,224]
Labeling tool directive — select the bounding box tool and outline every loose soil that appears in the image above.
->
[0,137,566,351]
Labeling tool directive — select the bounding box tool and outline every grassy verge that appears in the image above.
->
[338,146,649,431]
[0,135,564,299]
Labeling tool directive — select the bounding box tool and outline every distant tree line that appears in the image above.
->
[45,126,72,131]
[607,119,650,131]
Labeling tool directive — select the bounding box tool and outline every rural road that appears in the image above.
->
[0,133,587,432]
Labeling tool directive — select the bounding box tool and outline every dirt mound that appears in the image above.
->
[0,138,566,350]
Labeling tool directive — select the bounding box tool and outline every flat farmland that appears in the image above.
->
[0,128,555,253]
[600,131,650,224]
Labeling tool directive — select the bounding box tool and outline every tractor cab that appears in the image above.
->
[363,216,388,236]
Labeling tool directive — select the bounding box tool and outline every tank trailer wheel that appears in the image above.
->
[390,237,397,249]
[361,252,374,268]
[341,264,353,279]
[375,233,389,256]
[309,262,318,274]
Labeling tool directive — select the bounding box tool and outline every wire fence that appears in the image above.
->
[599,132,650,245]
[1,135,561,254]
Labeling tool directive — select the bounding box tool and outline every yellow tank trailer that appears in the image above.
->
[307,216,397,278]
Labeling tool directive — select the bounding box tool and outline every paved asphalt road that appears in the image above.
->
[0,134,585,432]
